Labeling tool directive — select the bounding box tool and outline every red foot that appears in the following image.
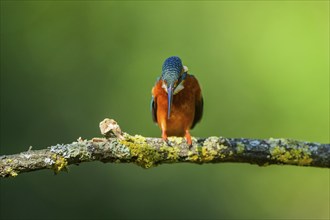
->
[162,130,171,146]
[161,129,168,141]
[185,130,192,146]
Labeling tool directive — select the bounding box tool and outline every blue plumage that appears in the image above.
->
[161,56,183,85]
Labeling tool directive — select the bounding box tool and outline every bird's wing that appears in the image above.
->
[191,95,203,129]
[190,75,203,129]
[151,77,160,123]
[151,95,158,123]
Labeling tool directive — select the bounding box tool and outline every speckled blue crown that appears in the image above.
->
[162,56,183,77]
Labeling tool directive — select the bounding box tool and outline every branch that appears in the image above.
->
[1,118,329,177]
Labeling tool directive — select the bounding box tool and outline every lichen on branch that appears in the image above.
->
[0,118,329,178]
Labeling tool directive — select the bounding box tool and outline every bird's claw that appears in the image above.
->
[163,138,172,147]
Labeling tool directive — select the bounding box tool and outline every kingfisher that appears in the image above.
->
[151,56,203,146]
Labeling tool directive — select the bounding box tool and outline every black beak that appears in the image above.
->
[167,84,174,119]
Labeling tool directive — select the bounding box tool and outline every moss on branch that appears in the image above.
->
[0,119,329,178]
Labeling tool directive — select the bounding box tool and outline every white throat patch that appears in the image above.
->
[162,81,185,95]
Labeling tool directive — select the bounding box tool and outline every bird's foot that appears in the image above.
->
[185,130,193,148]
[162,131,172,147]
[163,138,172,147]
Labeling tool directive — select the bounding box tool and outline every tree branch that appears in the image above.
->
[1,118,329,177]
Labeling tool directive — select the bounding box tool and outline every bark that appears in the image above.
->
[0,119,329,178]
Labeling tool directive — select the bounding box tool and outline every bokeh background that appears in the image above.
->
[0,1,329,220]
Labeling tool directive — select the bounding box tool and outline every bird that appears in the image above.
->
[151,56,203,146]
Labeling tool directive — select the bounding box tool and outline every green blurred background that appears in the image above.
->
[0,1,329,219]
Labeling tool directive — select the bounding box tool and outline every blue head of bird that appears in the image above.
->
[161,56,186,119]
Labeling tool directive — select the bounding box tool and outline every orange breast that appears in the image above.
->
[152,75,201,137]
